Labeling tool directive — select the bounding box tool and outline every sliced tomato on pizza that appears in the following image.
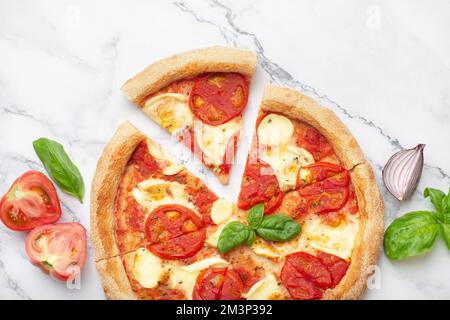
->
[121,46,257,184]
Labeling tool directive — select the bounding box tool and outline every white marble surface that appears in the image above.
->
[0,0,449,300]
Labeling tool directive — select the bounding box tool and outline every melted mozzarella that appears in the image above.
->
[243,274,284,300]
[251,238,300,259]
[193,117,241,167]
[300,213,360,260]
[259,145,314,192]
[132,248,229,299]
[258,114,294,146]
[143,93,193,135]
[146,139,183,176]
[132,178,198,215]
[168,256,228,299]
[132,248,165,289]
[206,216,239,248]
[180,257,228,272]
[210,198,236,225]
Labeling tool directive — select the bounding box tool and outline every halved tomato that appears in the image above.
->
[0,171,62,231]
[25,222,87,281]
[189,73,249,126]
[145,204,206,260]
[237,159,283,214]
[192,268,244,300]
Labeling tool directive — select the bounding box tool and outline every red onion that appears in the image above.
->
[382,144,425,201]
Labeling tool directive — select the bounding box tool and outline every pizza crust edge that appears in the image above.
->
[95,256,136,300]
[121,46,257,105]
[261,85,384,299]
[90,121,146,262]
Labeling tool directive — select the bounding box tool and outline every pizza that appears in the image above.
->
[91,48,384,300]
[121,46,257,184]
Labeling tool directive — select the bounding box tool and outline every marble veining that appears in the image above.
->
[0,0,449,299]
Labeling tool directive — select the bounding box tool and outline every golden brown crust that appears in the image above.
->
[121,46,257,104]
[261,85,384,300]
[90,121,146,261]
[261,85,366,170]
[324,162,384,299]
[95,256,136,300]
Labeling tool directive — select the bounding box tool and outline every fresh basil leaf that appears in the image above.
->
[384,211,440,260]
[424,188,446,214]
[247,204,264,229]
[33,138,85,202]
[217,221,251,253]
[440,224,450,250]
[245,229,256,246]
[443,188,450,213]
[256,215,301,242]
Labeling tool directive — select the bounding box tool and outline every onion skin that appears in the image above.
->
[382,144,425,201]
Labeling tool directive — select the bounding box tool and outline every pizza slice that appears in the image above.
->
[121,46,257,184]
[237,85,384,299]
[91,122,253,299]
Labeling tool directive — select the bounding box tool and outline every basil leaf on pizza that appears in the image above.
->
[245,229,256,246]
[384,211,440,260]
[217,221,253,253]
[33,138,85,202]
[218,205,300,252]
[247,203,264,229]
[256,215,301,242]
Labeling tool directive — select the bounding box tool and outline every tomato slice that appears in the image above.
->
[294,124,333,160]
[192,268,244,300]
[0,171,62,231]
[316,251,350,287]
[145,204,206,260]
[189,73,249,126]
[282,251,347,300]
[297,171,350,218]
[25,222,87,281]
[237,159,283,214]
[297,162,344,188]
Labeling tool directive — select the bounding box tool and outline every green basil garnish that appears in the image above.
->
[247,203,264,229]
[384,187,450,260]
[384,211,439,260]
[440,223,450,249]
[33,138,85,202]
[256,214,301,242]
[217,204,301,253]
[245,229,256,246]
[217,221,253,253]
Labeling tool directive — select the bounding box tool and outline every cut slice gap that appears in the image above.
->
[121,46,257,184]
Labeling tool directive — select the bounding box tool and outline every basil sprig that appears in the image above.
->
[384,187,450,259]
[217,204,301,253]
[33,138,85,202]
